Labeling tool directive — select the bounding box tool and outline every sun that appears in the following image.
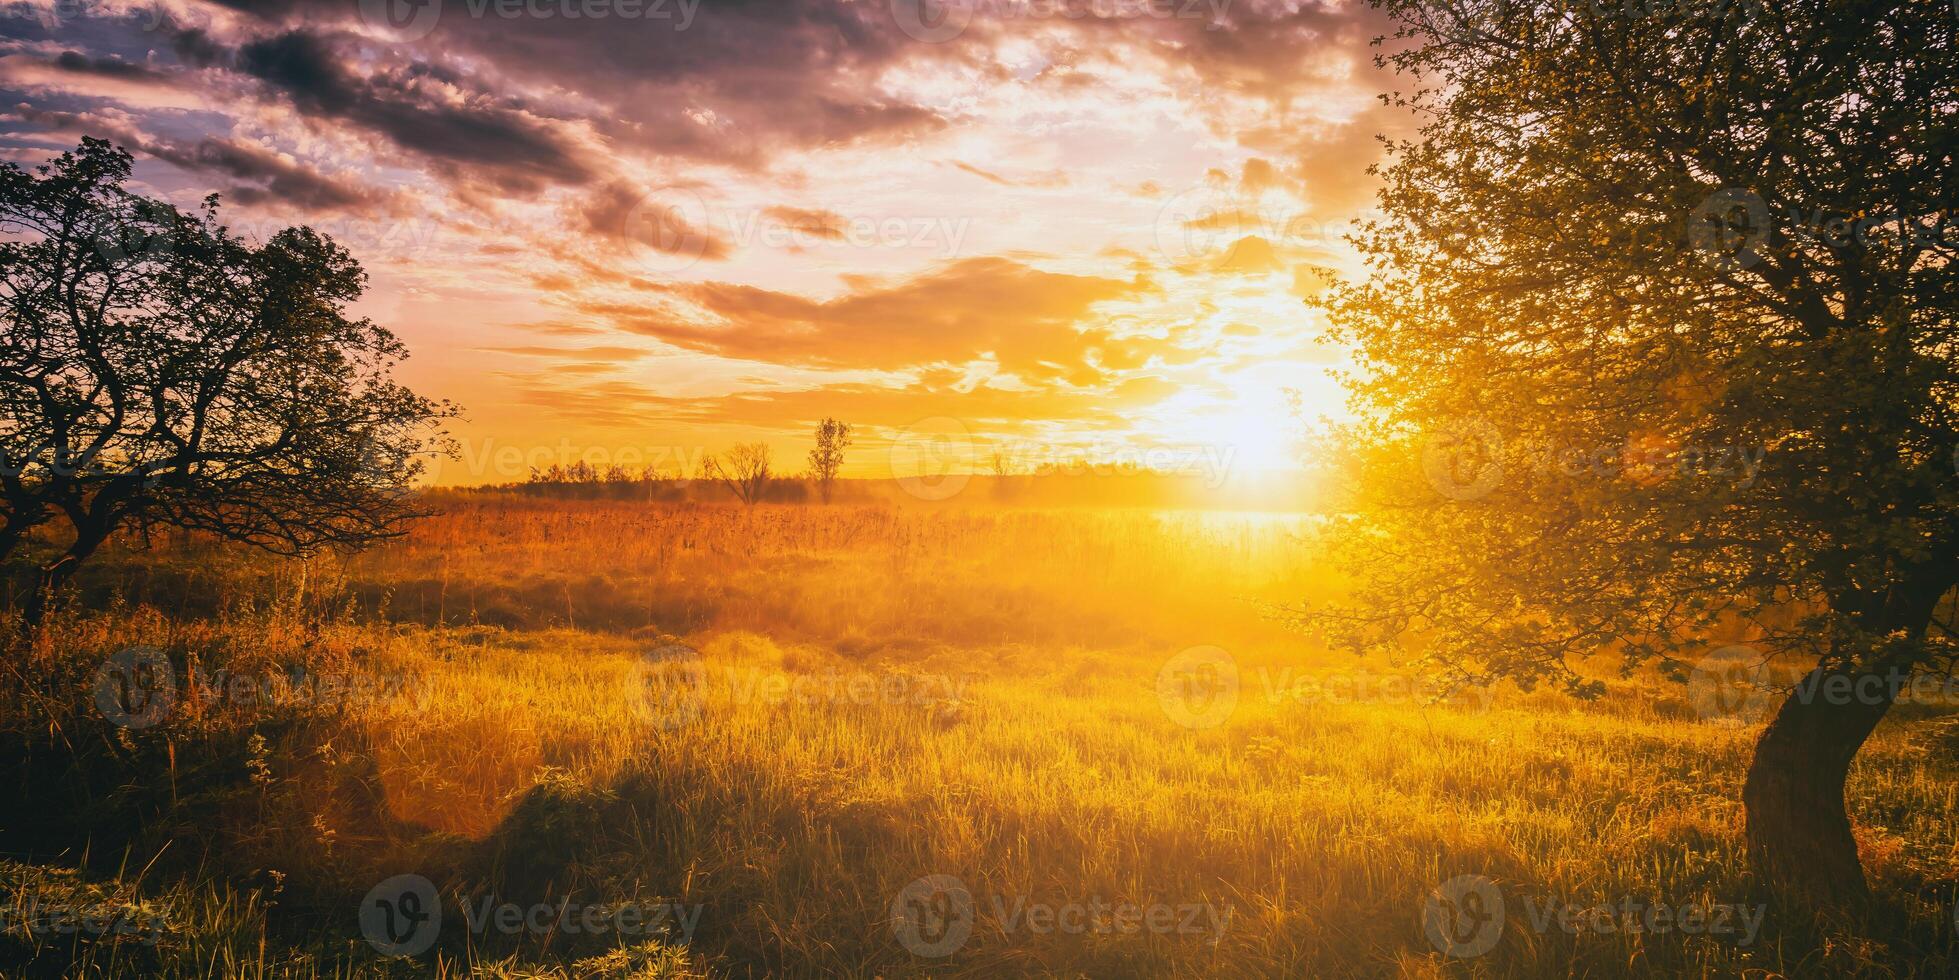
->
[1213,397,1303,475]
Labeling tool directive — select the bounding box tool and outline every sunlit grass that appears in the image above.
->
[1,497,1953,977]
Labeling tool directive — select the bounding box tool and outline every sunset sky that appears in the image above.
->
[0,0,1403,484]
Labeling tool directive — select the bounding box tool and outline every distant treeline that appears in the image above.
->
[492,462,813,503]
[467,462,1319,511]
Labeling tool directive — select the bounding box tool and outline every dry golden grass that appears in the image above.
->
[1,495,1954,977]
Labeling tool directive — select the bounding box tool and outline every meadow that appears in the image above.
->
[1,493,1955,978]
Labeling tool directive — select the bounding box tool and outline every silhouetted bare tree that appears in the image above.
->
[703,442,771,506]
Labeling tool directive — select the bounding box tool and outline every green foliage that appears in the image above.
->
[1308,0,1959,687]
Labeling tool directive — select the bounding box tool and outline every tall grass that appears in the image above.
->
[0,497,1953,976]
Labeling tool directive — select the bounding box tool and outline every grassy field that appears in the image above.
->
[1,495,1955,977]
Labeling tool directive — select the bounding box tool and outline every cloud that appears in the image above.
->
[479,345,651,361]
[761,206,846,241]
[1,0,1390,456]
[590,256,1165,383]
[150,135,381,210]
[231,30,598,193]
[52,51,165,82]
[573,180,734,263]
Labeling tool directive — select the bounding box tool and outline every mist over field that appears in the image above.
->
[3,0,1957,976]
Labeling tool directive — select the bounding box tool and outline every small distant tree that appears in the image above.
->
[703,442,771,506]
[0,139,454,619]
[988,448,1022,501]
[807,418,851,503]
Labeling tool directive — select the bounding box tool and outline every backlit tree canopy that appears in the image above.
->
[0,139,455,610]
[1307,0,1957,908]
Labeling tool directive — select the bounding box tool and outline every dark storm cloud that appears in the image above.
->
[51,51,164,82]
[148,136,379,210]
[16,0,1391,208]
[15,106,380,212]
[233,30,596,191]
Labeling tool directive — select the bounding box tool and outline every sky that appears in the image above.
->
[0,0,1407,486]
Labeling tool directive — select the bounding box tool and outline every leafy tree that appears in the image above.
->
[1306,0,1956,910]
[0,139,454,617]
[808,417,852,503]
[703,442,772,506]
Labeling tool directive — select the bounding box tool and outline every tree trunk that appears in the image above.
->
[1741,662,1905,911]
[21,523,109,626]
